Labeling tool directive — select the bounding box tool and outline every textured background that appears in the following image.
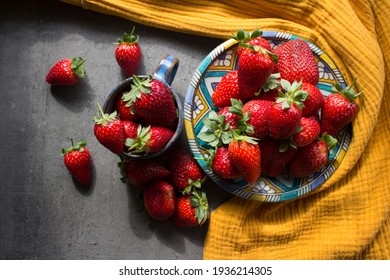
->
[0,0,233,259]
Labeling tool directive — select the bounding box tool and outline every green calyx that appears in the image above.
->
[71,56,86,79]
[331,79,362,101]
[228,98,254,135]
[125,125,151,154]
[93,102,119,126]
[116,26,139,44]
[320,133,338,150]
[231,28,263,43]
[122,75,152,108]
[61,138,86,155]
[231,129,258,145]
[190,188,210,225]
[277,79,309,110]
[258,73,281,94]
[197,110,233,147]
[183,176,207,195]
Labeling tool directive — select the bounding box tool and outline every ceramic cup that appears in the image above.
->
[103,54,183,160]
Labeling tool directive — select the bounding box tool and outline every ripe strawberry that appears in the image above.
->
[232,29,272,57]
[273,39,319,85]
[125,125,174,154]
[301,82,325,117]
[211,146,241,179]
[242,99,272,140]
[259,137,297,178]
[228,135,261,183]
[291,117,321,147]
[115,93,139,121]
[121,159,170,187]
[172,189,209,227]
[254,73,281,102]
[289,133,337,178]
[122,120,138,139]
[211,70,240,108]
[268,79,308,139]
[122,75,177,129]
[62,139,92,185]
[217,106,240,130]
[143,180,176,221]
[93,103,126,154]
[233,29,277,101]
[46,56,85,86]
[168,149,205,193]
[320,81,362,136]
[115,27,142,77]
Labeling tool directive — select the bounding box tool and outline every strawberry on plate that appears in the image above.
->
[211,146,241,179]
[46,56,85,86]
[143,180,176,221]
[93,103,126,155]
[62,139,92,185]
[115,26,142,77]
[291,117,321,148]
[211,70,240,108]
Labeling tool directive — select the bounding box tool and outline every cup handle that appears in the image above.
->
[152,54,179,86]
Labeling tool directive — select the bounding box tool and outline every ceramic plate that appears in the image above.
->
[184,31,352,202]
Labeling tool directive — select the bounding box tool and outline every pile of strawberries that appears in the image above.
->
[55,27,209,227]
[200,29,361,183]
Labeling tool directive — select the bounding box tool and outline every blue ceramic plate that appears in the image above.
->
[184,31,352,202]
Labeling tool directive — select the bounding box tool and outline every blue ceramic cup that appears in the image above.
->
[103,54,183,159]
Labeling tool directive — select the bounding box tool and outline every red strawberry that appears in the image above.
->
[233,29,272,57]
[301,82,325,117]
[242,99,272,140]
[115,93,139,121]
[320,81,361,136]
[115,27,142,77]
[211,146,241,179]
[291,117,321,147]
[268,79,308,139]
[121,159,170,187]
[143,180,176,221]
[211,70,240,108]
[233,29,277,101]
[125,125,174,154]
[122,120,138,139]
[289,133,337,178]
[217,106,240,130]
[254,73,281,102]
[93,103,126,154]
[168,149,205,193]
[62,139,92,185]
[228,135,261,183]
[122,75,177,129]
[46,56,85,86]
[172,189,209,227]
[273,39,319,85]
[259,137,297,178]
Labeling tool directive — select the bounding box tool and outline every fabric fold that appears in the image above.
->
[62,0,390,259]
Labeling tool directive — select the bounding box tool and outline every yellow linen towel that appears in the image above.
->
[63,0,390,259]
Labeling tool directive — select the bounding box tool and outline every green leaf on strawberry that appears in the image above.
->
[190,188,209,225]
[198,110,233,147]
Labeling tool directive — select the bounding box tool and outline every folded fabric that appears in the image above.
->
[63,0,390,259]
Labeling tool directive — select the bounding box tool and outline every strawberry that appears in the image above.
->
[46,56,85,86]
[228,134,261,183]
[122,75,178,129]
[115,93,139,121]
[211,70,240,108]
[172,189,209,227]
[217,106,240,130]
[197,110,233,148]
[62,139,92,185]
[122,120,138,139]
[268,79,308,139]
[143,180,176,221]
[301,82,325,117]
[233,29,272,57]
[273,39,319,85]
[125,125,174,154]
[120,159,170,187]
[233,29,277,101]
[115,27,142,77]
[289,133,337,178]
[242,99,272,140]
[93,103,126,154]
[254,73,281,102]
[259,137,297,178]
[168,149,205,193]
[291,117,321,147]
[211,146,241,179]
[320,81,362,136]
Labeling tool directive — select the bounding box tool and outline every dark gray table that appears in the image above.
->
[0,0,232,260]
